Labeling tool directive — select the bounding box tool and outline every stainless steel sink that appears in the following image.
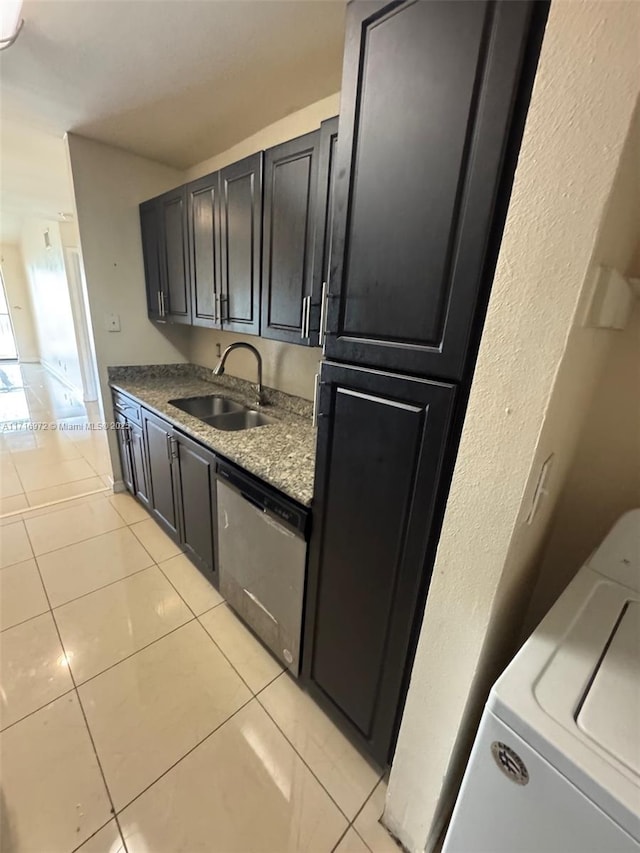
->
[169,395,245,418]
[169,395,275,431]
[204,410,275,431]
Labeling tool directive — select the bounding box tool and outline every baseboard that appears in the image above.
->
[112,479,127,494]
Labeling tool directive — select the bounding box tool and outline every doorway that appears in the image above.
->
[0,267,18,361]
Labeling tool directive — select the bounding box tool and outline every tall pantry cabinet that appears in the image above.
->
[303,0,549,764]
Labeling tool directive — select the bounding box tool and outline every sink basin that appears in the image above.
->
[168,394,275,431]
[205,410,275,431]
[169,395,245,418]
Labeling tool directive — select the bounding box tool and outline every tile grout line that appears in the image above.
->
[111,692,257,819]
[137,537,274,702]
[254,686,360,828]
[20,517,131,853]
[46,561,157,613]
[22,495,171,566]
[0,485,111,525]
[0,685,77,735]
[69,816,124,853]
[71,614,197,689]
[26,519,129,560]
[347,779,390,851]
[1,606,51,635]
[194,610,268,698]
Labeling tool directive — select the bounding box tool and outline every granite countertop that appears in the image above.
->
[109,364,316,506]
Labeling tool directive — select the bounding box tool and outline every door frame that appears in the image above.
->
[63,246,100,403]
[0,266,19,361]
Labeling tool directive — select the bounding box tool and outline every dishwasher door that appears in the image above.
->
[217,478,307,675]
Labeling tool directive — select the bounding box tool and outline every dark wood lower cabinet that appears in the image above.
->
[115,411,134,494]
[114,409,150,507]
[142,409,180,540]
[303,362,455,764]
[129,420,150,508]
[174,431,217,582]
[114,391,218,580]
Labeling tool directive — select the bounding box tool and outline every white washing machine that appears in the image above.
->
[443,509,640,853]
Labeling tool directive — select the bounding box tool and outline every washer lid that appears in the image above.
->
[587,510,640,592]
[577,600,640,776]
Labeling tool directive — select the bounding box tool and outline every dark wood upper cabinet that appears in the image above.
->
[325,0,538,381]
[311,116,339,341]
[140,199,163,321]
[140,188,191,324]
[159,186,191,324]
[187,172,222,329]
[303,362,455,764]
[261,130,320,345]
[219,153,263,336]
[174,431,217,582]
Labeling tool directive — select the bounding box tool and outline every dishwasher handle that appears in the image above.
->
[240,490,267,515]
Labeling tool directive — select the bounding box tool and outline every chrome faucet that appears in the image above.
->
[213,342,264,407]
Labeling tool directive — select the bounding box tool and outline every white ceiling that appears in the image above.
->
[0,0,346,241]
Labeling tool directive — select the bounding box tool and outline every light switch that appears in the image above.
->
[105,313,121,332]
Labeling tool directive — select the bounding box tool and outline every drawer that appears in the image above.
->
[112,390,142,426]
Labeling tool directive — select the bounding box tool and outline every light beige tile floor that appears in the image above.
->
[0,486,397,852]
[0,363,112,516]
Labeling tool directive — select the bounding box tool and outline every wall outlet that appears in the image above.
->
[105,313,121,332]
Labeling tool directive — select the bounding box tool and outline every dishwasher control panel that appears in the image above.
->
[217,461,309,537]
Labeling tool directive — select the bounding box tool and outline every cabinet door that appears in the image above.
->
[140,198,163,321]
[174,431,217,582]
[129,421,150,508]
[303,362,455,763]
[311,116,339,344]
[159,186,191,324]
[326,0,539,380]
[219,153,262,335]
[188,172,221,328]
[142,409,179,539]
[114,411,134,494]
[261,131,320,345]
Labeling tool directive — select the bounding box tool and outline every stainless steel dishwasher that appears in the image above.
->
[216,461,309,676]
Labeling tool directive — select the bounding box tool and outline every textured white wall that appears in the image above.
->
[186,93,340,179]
[0,243,39,362]
[385,3,640,851]
[66,135,191,476]
[523,104,640,631]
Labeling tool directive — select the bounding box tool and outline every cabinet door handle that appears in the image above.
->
[319,281,329,348]
[165,433,173,463]
[220,293,228,323]
[125,424,133,446]
[301,295,311,339]
[214,292,219,324]
[157,290,162,316]
[312,372,320,428]
[160,291,167,317]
